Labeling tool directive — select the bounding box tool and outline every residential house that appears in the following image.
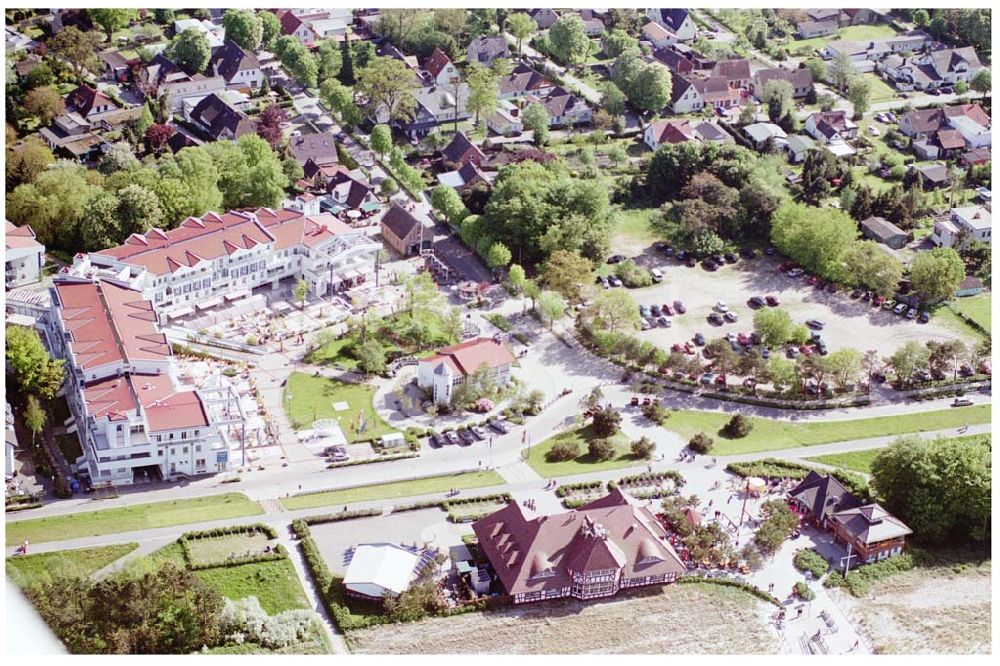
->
[668,75,704,114]
[955,276,985,297]
[959,147,991,167]
[275,9,329,47]
[418,337,515,406]
[912,163,952,190]
[380,203,431,256]
[65,85,118,118]
[288,132,339,168]
[473,488,687,604]
[859,216,909,249]
[692,76,740,110]
[805,111,858,143]
[487,100,523,136]
[751,67,814,99]
[880,46,982,91]
[188,93,255,141]
[325,168,380,216]
[46,277,245,486]
[788,471,862,528]
[899,104,991,151]
[441,132,485,167]
[652,47,694,78]
[796,19,838,39]
[422,48,461,88]
[395,83,471,139]
[711,59,751,89]
[822,40,884,73]
[498,64,555,100]
[37,113,105,162]
[209,41,262,91]
[742,122,788,151]
[644,119,730,150]
[527,9,559,30]
[931,205,991,248]
[784,135,817,163]
[378,42,420,71]
[913,128,966,161]
[641,21,678,50]
[646,9,696,42]
[5,221,44,288]
[97,51,130,83]
[840,9,886,26]
[437,161,490,192]
[68,206,381,318]
[580,14,607,37]
[308,17,349,39]
[530,86,591,127]
[467,35,510,66]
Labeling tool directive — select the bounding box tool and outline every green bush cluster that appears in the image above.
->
[688,432,714,454]
[555,480,603,498]
[793,581,815,600]
[824,553,916,597]
[618,470,685,488]
[677,576,781,606]
[793,549,830,578]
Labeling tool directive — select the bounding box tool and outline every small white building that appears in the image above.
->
[931,206,992,248]
[5,221,44,288]
[417,337,515,406]
[343,543,426,599]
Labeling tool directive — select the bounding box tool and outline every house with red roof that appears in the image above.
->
[422,47,460,88]
[473,487,686,604]
[67,206,381,322]
[46,278,246,485]
[417,337,514,406]
[5,220,44,288]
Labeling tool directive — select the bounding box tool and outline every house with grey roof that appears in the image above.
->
[467,35,510,65]
[860,216,909,249]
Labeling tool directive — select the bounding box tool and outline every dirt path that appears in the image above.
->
[830,563,992,654]
[348,582,780,654]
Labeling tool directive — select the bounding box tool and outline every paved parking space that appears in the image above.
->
[624,254,973,356]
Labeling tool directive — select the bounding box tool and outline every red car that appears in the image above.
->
[807,275,819,286]
[799,344,814,356]
[662,303,674,316]
[684,342,696,355]
[671,343,684,353]
[779,261,795,272]
[714,375,727,386]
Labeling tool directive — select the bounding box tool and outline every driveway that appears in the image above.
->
[625,253,974,357]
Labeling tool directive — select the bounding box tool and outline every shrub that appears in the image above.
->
[641,401,668,424]
[794,581,815,600]
[823,553,915,597]
[688,432,714,454]
[588,437,617,461]
[547,440,581,462]
[722,413,753,438]
[793,549,829,578]
[591,405,622,437]
[630,436,656,460]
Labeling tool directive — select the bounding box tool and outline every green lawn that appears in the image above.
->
[195,558,310,614]
[5,493,262,546]
[659,405,991,456]
[280,470,505,510]
[185,532,272,566]
[950,294,991,334]
[283,372,392,441]
[859,73,898,103]
[613,207,661,248]
[934,305,987,341]
[6,543,138,588]
[786,24,898,54]
[526,424,638,477]
[807,433,992,473]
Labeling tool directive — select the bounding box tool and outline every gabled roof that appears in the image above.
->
[379,203,423,242]
[657,8,690,32]
[753,67,813,90]
[468,35,509,63]
[209,40,259,83]
[423,47,453,80]
[860,216,906,240]
[711,59,751,82]
[648,119,697,145]
[190,93,254,139]
[5,221,42,251]
[642,21,675,43]
[65,85,116,116]
[788,471,862,522]
[499,63,554,96]
[653,47,693,75]
[288,132,339,166]
[831,503,912,545]
[929,47,982,77]
[441,132,484,166]
[422,337,514,377]
[343,543,424,597]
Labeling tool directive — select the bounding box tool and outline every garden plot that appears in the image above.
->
[184,532,273,567]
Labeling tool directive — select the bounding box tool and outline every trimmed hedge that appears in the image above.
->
[178,523,284,570]
[180,523,278,540]
[823,553,916,597]
[555,480,604,498]
[443,493,512,523]
[677,576,781,606]
[618,470,685,488]
[304,508,382,525]
[793,548,830,579]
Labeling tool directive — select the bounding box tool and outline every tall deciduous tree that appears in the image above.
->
[587,289,641,332]
[848,76,872,117]
[88,8,137,42]
[548,15,590,66]
[260,10,281,48]
[466,64,498,129]
[23,85,64,125]
[522,102,549,146]
[221,9,264,52]
[507,12,536,57]
[909,247,965,303]
[24,395,45,445]
[47,26,101,78]
[169,28,212,73]
[5,326,65,400]
[369,123,393,157]
[537,290,567,330]
[541,250,594,301]
[356,56,418,122]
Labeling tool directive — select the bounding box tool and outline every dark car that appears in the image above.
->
[748,296,766,309]
[708,312,724,326]
[765,295,780,307]
[429,432,445,448]
[596,275,610,288]
[676,250,688,261]
[653,241,669,252]
[918,311,930,323]
[650,304,662,317]
[607,254,626,264]
[739,248,756,259]
[862,291,872,302]
[703,259,719,271]
[673,300,686,314]
[457,429,476,446]
[724,252,738,264]
[686,256,697,267]
[694,332,706,345]
[764,246,776,256]
[850,289,862,299]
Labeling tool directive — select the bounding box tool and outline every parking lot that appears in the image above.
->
[626,254,973,357]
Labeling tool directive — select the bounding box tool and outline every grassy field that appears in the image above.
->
[807,433,992,473]
[613,207,661,252]
[5,493,262,546]
[859,73,898,102]
[184,532,272,566]
[6,543,138,588]
[283,372,392,441]
[949,294,991,334]
[349,580,779,653]
[195,558,311,614]
[658,405,991,456]
[280,470,505,511]
[786,24,898,53]
[526,425,637,477]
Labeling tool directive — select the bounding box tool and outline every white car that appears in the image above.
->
[650,267,664,282]
[714,301,729,312]
[868,125,880,136]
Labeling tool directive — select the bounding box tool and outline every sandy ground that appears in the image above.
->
[626,254,972,357]
[347,582,781,654]
[830,562,992,654]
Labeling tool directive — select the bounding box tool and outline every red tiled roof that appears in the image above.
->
[423,337,514,377]
[473,488,686,597]
[424,47,452,79]
[54,280,171,371]
[256,208,353,250]
[143,385,209,432]
[65,84,116,116]
[5,220,42,251]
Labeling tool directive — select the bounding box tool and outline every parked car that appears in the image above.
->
[443,431,461,445]
[787,346,800,358]
[761,347,771,359]
[893,303,908,315]
[662,303,674,316]
[799,344,814,356]
[694,332,706,345]
[639,304,652,318]
[850,289,862,299]
[641,318,652,330]
[489,419,509,434]
[708,313,724,326]
[952,397,974,407]
[905,308,917,319]
[958,365,974,377]
[724,311,738,323]
[700,373,714,385]
[765,246,775,255]
[325,446,349,462]
[765,295,780,307]
[724,252,738,264]
[703,259,719,271]
[650,304,662,317]
[714,301,729,312]
[470,426,487,440]
[918,311,930,323]
[882,299,895,311]
[457,429,476,446]
[787,268,805,278]
[748,296,765,309]
[653,241,669,252]
[609,276,623,287]
[676,250,688,261]
[658,315,672,327]
[740,248,756,259]
[429,432,445,448]
[816,342,828,356]
[868,125,880,136]
[715,375,727,386]
[650,267,664,283]
[806,319,825,329]
[673,300,686,314]
[685,256,697,267]
[607,254,626,264]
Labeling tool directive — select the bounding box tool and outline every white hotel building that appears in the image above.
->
[67,200,381,322]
